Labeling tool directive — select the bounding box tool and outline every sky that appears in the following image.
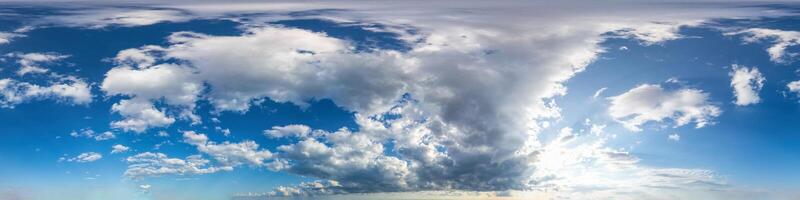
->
[1,1,800,200]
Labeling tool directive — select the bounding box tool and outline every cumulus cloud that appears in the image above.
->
[608,84,721,131]
[264,124,312,138]
[111,144,130,154]
[0,51,91,108]
[182,131,273,167]
[66,152,103,163]
[101,46,201,132]
[726,28,800,64]
[729,65,765,106]
[109,99,175,132]
[124,152,231,179]
[0,77,92,108]
[268,126,413,193]
[251,120,730,198]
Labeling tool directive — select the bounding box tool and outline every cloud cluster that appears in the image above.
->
[123,131,271,179]
[608,84,721,131]
[78,1,785,197]
[255,119,730,198]
[5,52,70,76]
[726,28,800,64]
[729,65,765,106]
[104,23,588,192]
[0,51,91,108]
[182,131,273,167]
[70,128,116,141]
[0,77,92,108]
[124,152,231,179]
[101,46,201,132]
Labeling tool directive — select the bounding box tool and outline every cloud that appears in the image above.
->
[786,80,800,100]
[610,21,702,45]
[726,28,800,64]
[669,133,681,141]
[0,51,90,108]
[139,184,151,193]
[608,84,721,131]
[253,120,731,198]
[41,7,193,28]
[266,180,345,197]
[109,99,175,132]
[0,77,92,108]
[182,131,273,167]
[268,126,412,193]
[111,144,130,154]
[72,1,784,196]
[5,52,70,76]
[101,47,202,132]
[67,152,103,163]
[101,48,201,107]
[593,87,608,99]
[70,128,116,141]
[124,152,231,179]
[0,32,23,44]
[264,124,312,138]
[729,65,765,106]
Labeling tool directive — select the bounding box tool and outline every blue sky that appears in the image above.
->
[1,1,800,200]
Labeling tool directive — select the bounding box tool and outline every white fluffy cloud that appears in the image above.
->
[787,80,800,100]
[101,46,202,132]
[0,77,92,108]
[726,28,800,64]
[182,131,273,167]
[111,144,130,154]
[264,124,312,138]
[609,84,721,131]
[729,65,765,106]
[110,99,175,132]
[0,52,91,108]
[66,152,103,163]
[124,152,231,179]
